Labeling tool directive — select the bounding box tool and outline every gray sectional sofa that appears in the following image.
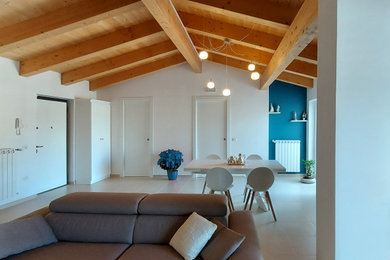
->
[4,192,263,260]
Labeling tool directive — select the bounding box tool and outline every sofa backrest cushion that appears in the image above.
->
[133,215,187,244]
[138,193,227,216]
[0,215,57,259]
[49,192,147,215]
[46,213,136,244]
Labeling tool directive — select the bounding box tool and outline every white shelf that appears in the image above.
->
[290,119,307,122]
[269,112,281,114]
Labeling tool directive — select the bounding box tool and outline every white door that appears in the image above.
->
[36,99,67,191]
[123,98,153,176]
[194,97,230,159]
[91,101,111,183]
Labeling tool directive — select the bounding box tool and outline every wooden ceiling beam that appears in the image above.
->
[62,40,177,85]
[0,0,140,53]
[206,52,313,88]
[20,20,163,76]
[89,53,186,91]
[190,33,317,78]
[180,12,317,63]
[176,0,300,28]
[142,0,201,73]
[260,0,318,90]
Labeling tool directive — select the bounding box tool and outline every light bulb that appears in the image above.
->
[222,88,231,96]
[251,72,260,80]
[199,51,208,60]
[207,80,215,89]
[248,63,255,71]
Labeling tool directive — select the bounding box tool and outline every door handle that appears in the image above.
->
[146,138,150,142]
[36,145,44,148]
[223,138,226,141]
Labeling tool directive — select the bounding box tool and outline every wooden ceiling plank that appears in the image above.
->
[180,12,317,63]
[141,0,201,73]
[62,40,177,85]
[190,33,317,78]
[178,0,300,28]
[259,0,318,90]
[89,53,186,90]
[20,20,162,76]
[206,52,313,88]
[0,0,140,53]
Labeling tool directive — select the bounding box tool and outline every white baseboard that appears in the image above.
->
[0,195,37,210]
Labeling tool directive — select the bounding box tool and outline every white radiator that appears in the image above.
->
[1,148,15,202]
[273,140,301,172]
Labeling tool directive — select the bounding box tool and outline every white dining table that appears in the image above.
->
[184,159,286,211]
[183,159,286,174]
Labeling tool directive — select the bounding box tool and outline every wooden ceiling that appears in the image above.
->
[0,0,317,91]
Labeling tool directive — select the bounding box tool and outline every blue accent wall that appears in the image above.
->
[269,81,307,173]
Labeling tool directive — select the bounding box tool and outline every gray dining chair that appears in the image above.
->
[202,154,222,194]
[205,167,235,212]
[206,154,221,160]
[244,167,276,221]
[246,154,263,160]
[243,154,263,201]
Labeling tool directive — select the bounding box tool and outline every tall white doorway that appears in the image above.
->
[36,98,67,191]
[193,96,230,159]
[123,98,153,176]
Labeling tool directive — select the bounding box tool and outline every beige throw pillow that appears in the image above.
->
[169,212,217,260]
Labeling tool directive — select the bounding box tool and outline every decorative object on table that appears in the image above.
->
[301,111,307,120]
[301,160,316,184]
[158,149,184,180]
[269,103,275,112]
[227,153,246,165]
[293,111,297,120]
[276,105,280,113]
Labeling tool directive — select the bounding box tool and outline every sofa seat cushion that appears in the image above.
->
[6,242,129,260]
[118,244,183,260]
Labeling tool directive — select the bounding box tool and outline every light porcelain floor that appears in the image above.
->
[0,175,316,260]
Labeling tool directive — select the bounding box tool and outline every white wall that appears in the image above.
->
[318,0,390,259]
[0,57,95,204]
[97,61,269,175]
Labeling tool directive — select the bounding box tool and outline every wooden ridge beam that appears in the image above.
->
[205,52,313,89]
[260,0,318,90]
[89,53,186,91]
[20,20,163,76]
[0,0,139,53]
[142,0,201,73]
[62,40,177,85]
[178,0,300,28]
[190,33,317,78]
[180,12,317,63]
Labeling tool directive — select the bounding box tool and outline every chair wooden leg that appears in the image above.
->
[224,191,232,212]
[266,191,277,222]
[249,190,256,210]
[243,187,248,202]
[244,190,252,210]
[202,180,207,194]
[227,190,235,211]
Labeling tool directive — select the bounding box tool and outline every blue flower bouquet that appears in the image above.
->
[157,149,183,180]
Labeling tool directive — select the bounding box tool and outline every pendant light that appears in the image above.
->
[223,56,231,96]
[222,88,231,96]
[206,80,215,89]
[199,50,208,60]
[251,72,260,80]
[248,63,255,71]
